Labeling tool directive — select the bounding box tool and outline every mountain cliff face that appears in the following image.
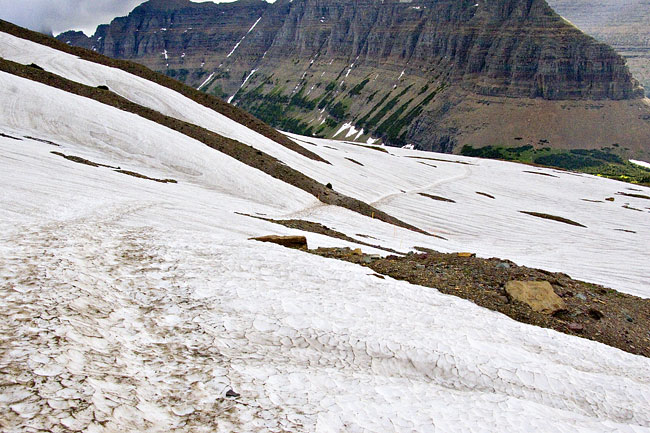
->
[59,0,270,89]
[547,0,650,97]
[58,0,650,156]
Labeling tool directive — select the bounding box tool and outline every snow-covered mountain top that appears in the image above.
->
[1,28,649,432]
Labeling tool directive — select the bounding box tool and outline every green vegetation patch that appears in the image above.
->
[461,145,650,186]
[235,84,317,136]
[165,68,189,84]
[328,100,349,120]
[348,78,370,96]
[290,87,319,110]
[372,85,444,145]
[356,91,392,127]
[209,85,227,99]
[361,84,414,131]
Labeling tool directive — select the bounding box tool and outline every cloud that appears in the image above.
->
[0,0,256,36]
[0,0,150,35]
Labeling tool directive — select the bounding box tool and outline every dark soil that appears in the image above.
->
[476,191,495,199]
[519,211,586,227]
[347,142,389,153]
[345,157,364,166]
[524,170,559,178]
[25,136,60,146]
[419,193,456,203]
[238,214,402,253]
[0,57,430,236]
[51,151,100,167]
[51,151,175,182]
[0,132,22,140]
[405,156,473,165]
[617,192,650,200]
[115,170,177,184]
[0,19,328,164]
[622,205,645,212]
[309,247,650,357]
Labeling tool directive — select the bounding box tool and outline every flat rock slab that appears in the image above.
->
[505,281,566,314]
[250,235,307,249]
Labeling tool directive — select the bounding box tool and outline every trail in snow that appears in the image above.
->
[1,188,649,433]
[370,164,473,207]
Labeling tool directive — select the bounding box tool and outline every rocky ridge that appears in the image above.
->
[547,0,650,97]
[57,0,650,157]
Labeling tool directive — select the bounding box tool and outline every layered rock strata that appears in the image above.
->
[57,0,650,156]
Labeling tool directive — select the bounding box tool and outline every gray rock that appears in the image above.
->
[496,262,511,269]
[575,293,587,301]
[226,389,240,398]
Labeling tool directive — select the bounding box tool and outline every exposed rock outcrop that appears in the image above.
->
[505,281,566,314]
[57,0,650,157]
[547,0,650,97]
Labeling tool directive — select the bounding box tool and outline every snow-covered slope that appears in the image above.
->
[1,30,648,297]
[1,30,649,433]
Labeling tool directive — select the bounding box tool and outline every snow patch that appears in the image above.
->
[630,159,650,169]
[197,72,215,91]
[228,69,257,104]
[333,122,352,138]
[226,16,262,58]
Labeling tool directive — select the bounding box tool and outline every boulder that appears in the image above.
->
[250,235,307,249]
[505,281,566,314]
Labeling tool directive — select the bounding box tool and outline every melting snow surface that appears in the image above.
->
[0,30,650,433]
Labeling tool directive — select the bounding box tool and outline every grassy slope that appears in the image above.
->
[461,144,650,187]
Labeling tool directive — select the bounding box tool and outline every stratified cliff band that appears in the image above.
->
[58,0,650,156]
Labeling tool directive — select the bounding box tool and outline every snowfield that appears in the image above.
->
[1,30,650,432]
[1,30,648,297]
